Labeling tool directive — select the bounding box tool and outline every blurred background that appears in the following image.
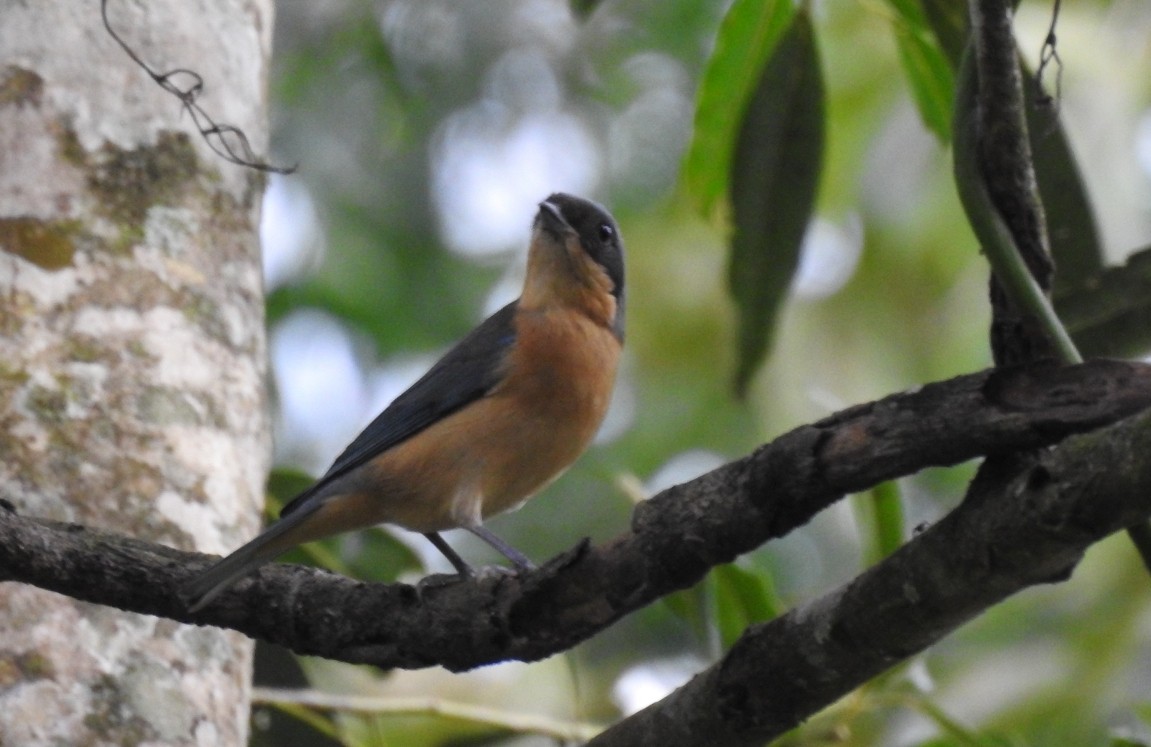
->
[251,0,1151,744]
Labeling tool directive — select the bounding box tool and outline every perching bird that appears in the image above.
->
[180,193,625,612]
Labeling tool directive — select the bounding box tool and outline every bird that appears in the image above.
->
[180,193,625,612]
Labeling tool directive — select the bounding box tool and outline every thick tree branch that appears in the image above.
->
[589,383,1151,746]
[1,360,1149,672]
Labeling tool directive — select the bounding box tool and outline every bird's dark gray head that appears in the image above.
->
[538,193,625,339]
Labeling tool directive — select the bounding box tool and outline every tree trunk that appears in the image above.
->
[0,1,271,743]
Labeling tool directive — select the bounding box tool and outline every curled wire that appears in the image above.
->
[1034,0,1064,113]
[101,0,295,174]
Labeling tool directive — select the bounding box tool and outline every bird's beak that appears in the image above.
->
[536,200,569,238]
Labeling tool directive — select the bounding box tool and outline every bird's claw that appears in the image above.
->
[414,563,527,599]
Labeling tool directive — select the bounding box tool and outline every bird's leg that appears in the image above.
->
[467,526,535,571]
[423,532,473,576]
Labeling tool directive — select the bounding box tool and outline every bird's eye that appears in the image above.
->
[597,223,615,242]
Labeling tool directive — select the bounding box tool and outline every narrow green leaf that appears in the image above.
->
[712,563,782,650]
[893,26,955,140]
[682,0,795,217]
[853,481,905,566]
[883,0,956,140]
[920,0,968,67]
[728,9,825,395]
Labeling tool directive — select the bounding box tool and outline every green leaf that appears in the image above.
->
[267,467,316,514]
[920,0,968,67]
[728,9,825,395]
[681,0,795,218]
[712,563,782,650]
[893,25,955,140]
[884,0,956,140]
[853,481,905,565]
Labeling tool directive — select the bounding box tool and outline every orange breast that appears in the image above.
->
[348,307,621,533]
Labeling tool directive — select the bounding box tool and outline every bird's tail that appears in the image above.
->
[179,501,321,613]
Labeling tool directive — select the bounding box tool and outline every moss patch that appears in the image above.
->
[0,217,80,270]
[0,66,43,108]
[84,673,157,744]
[24,385,68,423]
[0,650,54,690]
[86,131,199,227]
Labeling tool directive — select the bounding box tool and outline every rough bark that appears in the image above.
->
[0,1,271,744]
[970,0,1056,365]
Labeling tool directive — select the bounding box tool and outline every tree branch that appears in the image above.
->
[1,360,1149,672]
[969,0,1051,279]
[965,0,1151,573]
[588,379,1151,746]
[968,0,1058,364]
